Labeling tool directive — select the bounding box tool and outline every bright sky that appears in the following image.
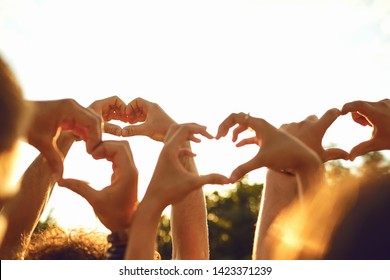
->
[1,0,390,231]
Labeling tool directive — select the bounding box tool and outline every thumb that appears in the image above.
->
[39,141,64,181]
[58,178,99,205]
[199,173,230,186]
[349,140,374,161]
[323,148,350,162]
[122,124,148,137]
[104,123,122,136]
[230,157,260,183]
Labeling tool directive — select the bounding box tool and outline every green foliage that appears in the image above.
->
[156,214,172,259]
[207,179,263,260]
[157,178,263,260]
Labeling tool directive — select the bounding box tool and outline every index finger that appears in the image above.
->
[315,108,341,136]
[71,108,103,153]
[216,112,250,139]
[341,100,373,115]
[165,123,212,148]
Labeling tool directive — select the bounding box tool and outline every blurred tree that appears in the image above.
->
[207,178,263,260]
[156,177,263,260]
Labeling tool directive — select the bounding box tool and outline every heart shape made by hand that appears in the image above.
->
[58,140,138,232]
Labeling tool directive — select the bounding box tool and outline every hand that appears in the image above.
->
[122,97,177,141]
[88,95,128,136]
[341,98,390,160]
[58,140,138,232]
[278,108,349,163]
[144,123,229,210]
[216,113,322,182]
[26,99,102,179]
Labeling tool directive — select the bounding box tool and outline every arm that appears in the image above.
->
[126,124,229,259]
[253,109,345,259]
[252,170,297,259]
[124,97,209,259]
[170,141,209,260]
[0,132,75,259]
[216,111,339,259]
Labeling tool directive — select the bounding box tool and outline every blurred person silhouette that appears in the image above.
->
[0,55,103,259]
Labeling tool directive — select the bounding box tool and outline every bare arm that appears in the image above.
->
[170,141,209,260]
[126,124,229,259]
[123,98,210,259]
[252,170,297,259]
[250,109,343,259]
[0,133,75,259]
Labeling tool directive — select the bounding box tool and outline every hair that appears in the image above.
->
[0,56,27,153]
[23,225,108,260]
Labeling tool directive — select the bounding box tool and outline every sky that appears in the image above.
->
[1,0,390,231]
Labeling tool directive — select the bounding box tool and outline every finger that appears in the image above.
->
[323,147,350,162]
[229,157,261,182]
[216,113,247,139]
[303,114,319,122]
[91,140,134,164]
[37,139,64,180]
[349,140,376,161]
[122,124,148,137]
[316,108,341,135]
[232,124,247,142]
[89,96,127,122]
[178,148,197,158]
[61,102,103,151]
[104,123,122,136]
[58,178,98,205]
[167,123,211,147]
[198,173,230,185]
[236,137,258,147]
[341,100,372,115]
[351,112,371,127]
[125,97,148,124]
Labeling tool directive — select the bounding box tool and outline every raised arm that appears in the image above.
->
[252,109,347,259]
[216,111,342,259]
[0,96,125,259]
[126,123,229,259]
[123,97,210,259]
[0,132,76,259]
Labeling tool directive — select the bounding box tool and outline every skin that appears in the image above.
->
[0,132,76,259]
[88,95,128,136]
[0,96,128,259]
[341,98,390,160]
[26,99,103,180]
[58,140,138,232]
[215,111,347,259]
[125,123,229,259]
[250,108,347,259]
[123,97,211,259]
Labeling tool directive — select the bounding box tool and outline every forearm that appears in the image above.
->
[125,199,163,260]
[252,169,298,260]
[171,141,209,259]
[0,132,75,259]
